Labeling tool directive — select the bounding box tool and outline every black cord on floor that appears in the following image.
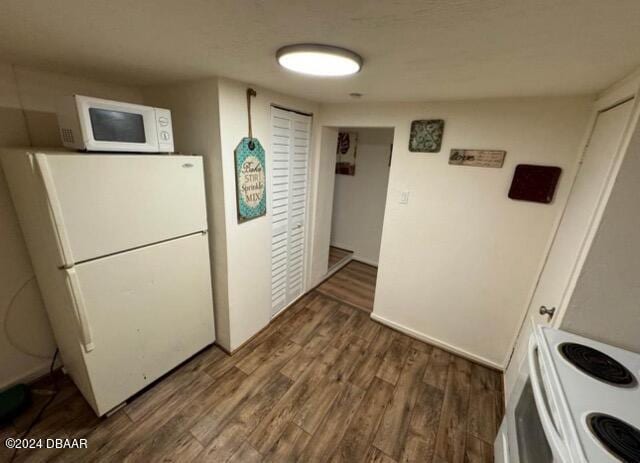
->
[9,348,59,463]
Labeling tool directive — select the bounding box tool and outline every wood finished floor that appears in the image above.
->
[3,285,504,463]
[317,260,377,312]
[328,246,353,270]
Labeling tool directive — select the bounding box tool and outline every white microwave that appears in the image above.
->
[56,95,174,153]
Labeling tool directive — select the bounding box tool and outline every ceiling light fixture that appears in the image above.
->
[276,44,362,77]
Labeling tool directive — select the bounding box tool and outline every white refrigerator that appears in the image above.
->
[1,149,215,416]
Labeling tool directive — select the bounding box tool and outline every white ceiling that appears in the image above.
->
[1,0,639,102]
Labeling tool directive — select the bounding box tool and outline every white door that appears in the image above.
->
[505,99,634,396]
[35,153,207,266]
[271,107,312,316]
[69,232,214,415]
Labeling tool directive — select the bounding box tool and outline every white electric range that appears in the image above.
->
[496,325,640,463]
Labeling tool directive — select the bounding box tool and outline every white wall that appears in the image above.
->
[331,128,393,265]
[312,97,592,368]
[141,79,230,347]
[503,70,640,399]
[144,77,319,352]
[216,78,319,350]
[562,114,640,353]
[12,67,143,146]
[0,63,143,389]
[309,127,339,285]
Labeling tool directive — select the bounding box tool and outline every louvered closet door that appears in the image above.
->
[271,107,312,317]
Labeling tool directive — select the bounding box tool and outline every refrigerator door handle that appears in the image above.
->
[65,268,95,353]
[35,153,75,268]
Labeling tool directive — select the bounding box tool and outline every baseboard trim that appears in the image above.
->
[351,256,378,267]
[328,244,354,254]
[0,360,59,391]
[329,244,378,268]
[326,255,353,277]
[214,341,232,355]
[222,290,312,355]
[369,312,504,371]
[1,362,51,391]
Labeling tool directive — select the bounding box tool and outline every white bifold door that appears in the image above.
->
[271,107,312,316]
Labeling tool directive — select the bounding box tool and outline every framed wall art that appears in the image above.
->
[336,131,358,175]
[409,119,444,153]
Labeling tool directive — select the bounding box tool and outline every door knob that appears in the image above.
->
[539,306,556,320]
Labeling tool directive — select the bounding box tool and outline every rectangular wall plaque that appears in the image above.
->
[449,149,506,168]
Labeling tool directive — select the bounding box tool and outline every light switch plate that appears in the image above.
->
[400,190,410,204]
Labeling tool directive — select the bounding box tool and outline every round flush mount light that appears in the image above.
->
[276,44,362,77]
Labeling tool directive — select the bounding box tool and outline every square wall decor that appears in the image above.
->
[409,119,444,153]
[508,164,562,204]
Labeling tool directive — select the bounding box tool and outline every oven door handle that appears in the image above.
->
[528,335,570,462]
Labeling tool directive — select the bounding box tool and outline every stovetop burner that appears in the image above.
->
[588,413,640,462]
[560,343,636,387]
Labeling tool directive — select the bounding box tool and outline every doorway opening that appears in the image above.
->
[318,127,394,311]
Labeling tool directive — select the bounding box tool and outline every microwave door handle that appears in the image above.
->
[65,268,95,353]
[528,336,569,462]
[35,153,75,268]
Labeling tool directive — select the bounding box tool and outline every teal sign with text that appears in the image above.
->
[234,137,266,223]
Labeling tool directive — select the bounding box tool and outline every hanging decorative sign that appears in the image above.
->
[235,88,266,223]
[235,138,266,222]
[449,149,506,168]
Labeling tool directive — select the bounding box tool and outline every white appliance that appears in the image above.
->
[496,326,640,462]
[56,95,174,153]
[1,149,215,416]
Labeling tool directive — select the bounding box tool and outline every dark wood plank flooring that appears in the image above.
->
[317,260,377,312]
[328,246,353,270]
[5,276,504,462]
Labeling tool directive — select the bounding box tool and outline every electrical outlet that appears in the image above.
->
[400,190,410,204]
